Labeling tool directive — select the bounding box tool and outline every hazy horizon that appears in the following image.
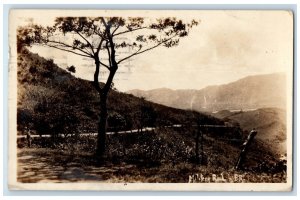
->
[125,72,286,92]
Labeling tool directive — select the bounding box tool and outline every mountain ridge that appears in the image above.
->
[127,72,286,112]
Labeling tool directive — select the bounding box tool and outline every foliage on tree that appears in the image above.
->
[66,65,76,73]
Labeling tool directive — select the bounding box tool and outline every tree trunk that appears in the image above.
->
[94,67,116,158]
[92,40,117,158]
[96,94,108,158]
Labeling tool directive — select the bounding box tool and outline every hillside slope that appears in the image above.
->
[212,108,286,156]
[127,73,286,112]
[17,48,222,135]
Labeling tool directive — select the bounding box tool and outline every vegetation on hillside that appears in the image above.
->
[17,48,222,137]
[212,108,287,156]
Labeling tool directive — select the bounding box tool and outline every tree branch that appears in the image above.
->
[105,41,112,67]
[75,31,95,54]
[101,17,117,68]
[99,61,110,70]
[117,46,142,64]
[47,40,93,57]
[45,44,93,58]
[117,35,177,64]
[93,58,102,94]
[100,17,108,29]
[111,24,121,36]
[100,17,118,95]
[95,38,105,55]
[113,27,148,36]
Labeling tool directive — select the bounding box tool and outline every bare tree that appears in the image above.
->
[17,16,199,158]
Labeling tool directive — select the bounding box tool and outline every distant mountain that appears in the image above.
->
[127,73,286,112]
[212,108,286,156]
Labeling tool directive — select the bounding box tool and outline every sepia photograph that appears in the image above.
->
[8,9,293,191]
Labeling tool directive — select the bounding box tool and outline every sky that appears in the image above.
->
[13,10,293,92]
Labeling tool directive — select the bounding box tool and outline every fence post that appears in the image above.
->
[235,129,257,170]
[200,127,205,164]
[195,122,200,164]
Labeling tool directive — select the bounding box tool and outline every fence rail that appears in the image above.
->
[17,124,238,139]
